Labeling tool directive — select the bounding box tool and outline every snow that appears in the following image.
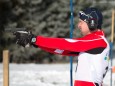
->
[0,60,115,86]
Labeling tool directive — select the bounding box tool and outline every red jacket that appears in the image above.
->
[34,30,110,84]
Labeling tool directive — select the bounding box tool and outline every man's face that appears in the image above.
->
[77,19,91,36]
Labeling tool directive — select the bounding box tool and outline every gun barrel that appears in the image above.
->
[5,28,26,32]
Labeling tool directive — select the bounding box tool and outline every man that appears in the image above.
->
[15,7,110,86]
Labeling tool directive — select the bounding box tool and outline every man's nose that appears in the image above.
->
[78,23,81,29]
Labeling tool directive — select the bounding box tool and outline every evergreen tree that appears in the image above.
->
[0,0,114,63]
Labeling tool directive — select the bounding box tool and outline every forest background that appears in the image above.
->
[0,0,115,63]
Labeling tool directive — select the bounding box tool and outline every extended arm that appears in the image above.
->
[14,31,107,56]
[33,35,107,56]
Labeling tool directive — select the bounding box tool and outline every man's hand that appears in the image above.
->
[14,31,35,47]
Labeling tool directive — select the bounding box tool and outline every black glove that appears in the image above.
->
[14,31,36,47]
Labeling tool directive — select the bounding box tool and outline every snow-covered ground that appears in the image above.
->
[0,60,115,86]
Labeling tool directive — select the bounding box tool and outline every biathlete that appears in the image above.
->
[14,7,110,86]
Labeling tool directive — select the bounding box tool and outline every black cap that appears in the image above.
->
[79,7,103,29]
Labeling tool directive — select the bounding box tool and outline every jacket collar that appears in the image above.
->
[92,30,105,36]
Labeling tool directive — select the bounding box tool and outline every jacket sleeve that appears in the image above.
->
[34,36,107,56]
